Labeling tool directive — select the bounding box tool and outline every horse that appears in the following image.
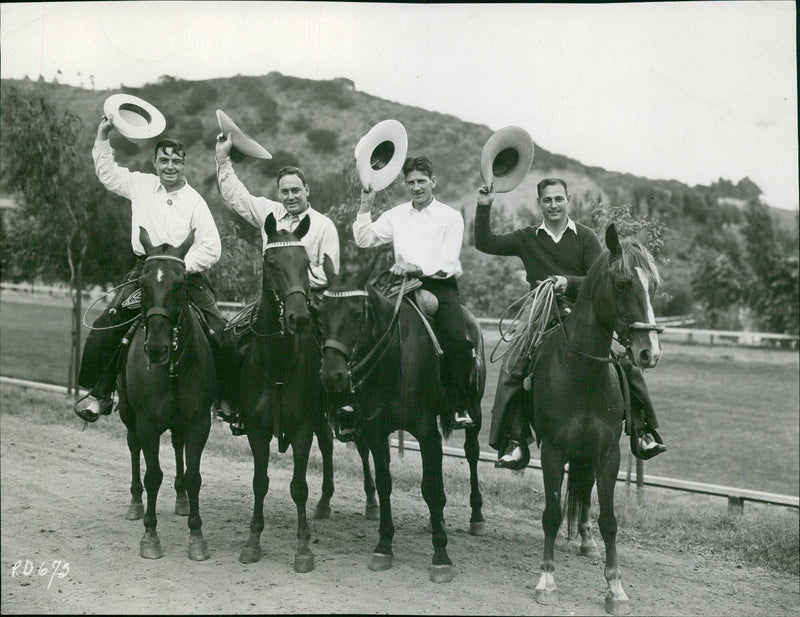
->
[318,264,486,583]
[235,212,340,572]
[117,227,215,560]
[531,224,663,615]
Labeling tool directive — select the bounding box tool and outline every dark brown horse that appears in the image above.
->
[319,266,486,583]
[236,212,334,572]
[118,227,215,560]
[532,224,663,615]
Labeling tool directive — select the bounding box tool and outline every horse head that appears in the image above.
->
[592,224,663,369]
[138,226,193,365]
[318,256,375,393]
[262,212,311,335]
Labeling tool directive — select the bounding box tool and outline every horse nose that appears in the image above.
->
[638,347,661,368]
[288,311,310,334]
[144,342,170,364]
[320,367,347,392]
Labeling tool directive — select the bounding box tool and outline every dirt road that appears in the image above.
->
[1,412,797,615]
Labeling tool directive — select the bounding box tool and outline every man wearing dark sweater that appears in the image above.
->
[475,177,666,468]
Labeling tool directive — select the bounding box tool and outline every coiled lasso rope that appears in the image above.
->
[490,278,556,374]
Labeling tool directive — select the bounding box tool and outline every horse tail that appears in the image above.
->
[565,455,597,541]
[439,412,454,440]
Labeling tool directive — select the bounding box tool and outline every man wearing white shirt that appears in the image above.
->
[75,116,226,422]
[214,134,340,293]
[354,156,475,428]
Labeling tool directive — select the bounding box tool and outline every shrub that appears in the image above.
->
[183,82,218,114]
[306,128,338,153]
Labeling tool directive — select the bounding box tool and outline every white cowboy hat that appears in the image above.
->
[103,94,166,144]
[216,109,272,163]
[480,126,535,193]
[354,119,408,192]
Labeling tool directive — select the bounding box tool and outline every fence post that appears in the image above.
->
[625,450,633,491]
[398,430,404,457]
[728,496,744,515]
[636,458,644,503]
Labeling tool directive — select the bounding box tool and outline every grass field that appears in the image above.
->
[1,294,798,496]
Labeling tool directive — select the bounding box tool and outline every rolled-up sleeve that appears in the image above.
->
[184,198,222,273]
[216,159,269,229]
[353,211,393,248]
[92,139,134,200]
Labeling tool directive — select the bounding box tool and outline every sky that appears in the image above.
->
[1,1,797,211]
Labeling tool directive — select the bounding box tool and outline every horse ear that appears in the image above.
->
[322,253,338,287]
[294,214,311,240]
[177,229,195,259]
[264,212,277,240]
[605,224,622,258]
[139,227,154,255]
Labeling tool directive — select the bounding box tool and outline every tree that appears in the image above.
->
[1,88,108,393]
[690,250,743,329]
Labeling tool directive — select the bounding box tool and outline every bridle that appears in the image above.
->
[252,240,310,337]
[140,254,190,376]
[558,272,664,365]
[322,279,407,393]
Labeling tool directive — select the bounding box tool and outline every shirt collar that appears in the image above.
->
[154,180,187,195]
[406,197,439,215]
[537,217,577,242]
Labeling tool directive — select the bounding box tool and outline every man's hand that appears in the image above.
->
[390,262,423,277]
[97,115,114,141]
[477,183,495,207]
[358,186,376,214]
[215,133,233,163]
[552,275,568,295]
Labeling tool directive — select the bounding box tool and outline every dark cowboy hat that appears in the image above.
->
[354,119,408,192]
[103,94,166,144]
[480,126,535,193]
[216,109,272,163]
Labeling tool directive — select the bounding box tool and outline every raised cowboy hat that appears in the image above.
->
[216,109,272,163]
[354,119,408,192]
[480,126,535,193]
[103,94,166,144]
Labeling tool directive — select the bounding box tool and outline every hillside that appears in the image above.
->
[1,74,797,324]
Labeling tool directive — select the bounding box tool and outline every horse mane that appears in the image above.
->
[599,240,661,294]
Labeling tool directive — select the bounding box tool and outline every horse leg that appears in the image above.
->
[356,432,379,521]
[183,421,211,561]
[139,431,164,559]
[290,426,314,573]
[125,425,144,520]
[535,441,565,605]
[172,432,189,517]
[312,425,334,520]
[367,432,394,571]
[463,425,485,536]
[419,431,453,583]
[597,446,630,615]
[240,427,270,564]
[579,490,601,558]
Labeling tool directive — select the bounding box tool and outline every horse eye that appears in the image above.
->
[615,280,630,290]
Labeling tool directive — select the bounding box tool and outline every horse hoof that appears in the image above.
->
[581,545,601,559]
[469,521,486,536]
[294,553,315,573]
[534,588,558,605]
[313,504,331,520]
[239,545,261,564]
[605,595,631,615]
[126,503,144,520]
[188,536,209,561]
[429,564,455,583]
[368,553,393,571]
[175,497,190,517]
[364,504,380,521]
[140,539,163,559]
